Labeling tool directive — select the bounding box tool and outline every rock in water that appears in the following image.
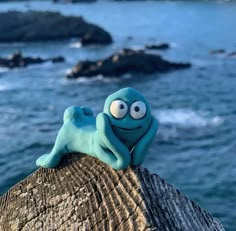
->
[0,153,224,230]
[0,11,112,45]
[145,43,170,50]
[210,49,226,55]
[51,56,65,63]
[54,0,97,3]
[80,30,113,46]
[228,51,236,57]
[0,51,65,69]
[66,49,191,78]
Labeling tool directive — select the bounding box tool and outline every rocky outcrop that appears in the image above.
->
[53,0,96,3]
[0,153,224,230]
[0,11,112,45]
[210,49,226,55]
[80,29,113,46]
[209,49,236,58]
[0,51,65,69]
[228,51,236,57]
[145,43,170,50]
[67,49,191,78]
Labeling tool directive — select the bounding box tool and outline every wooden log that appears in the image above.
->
[0,153,224,231]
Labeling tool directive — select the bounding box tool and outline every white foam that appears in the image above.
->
[69,42,82,48]
[0,67,9,73]
[62,74,119,85]
[0,84,8,91]
[154,109,223,128]
[130,45,144,51]
[78,75,119,83]
[170,42,177,48]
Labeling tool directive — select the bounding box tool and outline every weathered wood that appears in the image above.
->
[0,153,224,231]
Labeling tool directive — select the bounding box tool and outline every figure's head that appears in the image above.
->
[103,87,152,147]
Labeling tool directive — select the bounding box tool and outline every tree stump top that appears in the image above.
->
[0,153,224,231]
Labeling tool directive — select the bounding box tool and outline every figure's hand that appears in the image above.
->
[96,112,112,136]
[96,112,131,169]
[96,112,126,149]
[131,116,158,166]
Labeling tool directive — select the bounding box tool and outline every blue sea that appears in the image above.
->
[0,1,236,230]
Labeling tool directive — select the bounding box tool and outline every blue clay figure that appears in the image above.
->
[36,87,158,170]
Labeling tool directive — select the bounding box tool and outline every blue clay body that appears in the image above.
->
[36,87,158,170]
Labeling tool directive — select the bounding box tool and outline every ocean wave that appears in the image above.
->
[26,61,54,69]
[0,82,11,91]
[0,61,56,74]
[0,42,25,47]
[154,109,224,128]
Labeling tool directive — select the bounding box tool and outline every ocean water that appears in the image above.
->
[0,1,236,230]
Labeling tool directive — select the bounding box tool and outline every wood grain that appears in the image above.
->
[0,153,225,231]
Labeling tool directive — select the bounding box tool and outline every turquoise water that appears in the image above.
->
[0,1,236,230]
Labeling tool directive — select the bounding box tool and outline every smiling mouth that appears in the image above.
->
[114,126,142,131]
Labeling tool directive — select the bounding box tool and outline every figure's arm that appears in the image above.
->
[96,113,131,170]
[131,116,158,166]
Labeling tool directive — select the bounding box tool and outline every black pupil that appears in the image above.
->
[134,106,140,112]
[120,104,124,110]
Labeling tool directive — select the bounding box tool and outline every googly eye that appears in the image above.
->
[110,100,128,119]
[130,101,146,119]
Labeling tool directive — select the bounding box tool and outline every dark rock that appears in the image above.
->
[51,56,65,63]
[0,11,112,44]
[228,51,236,57]
[80,29,112,46]
[55,0,97,2]
[145,43,170,50]
[71,0,96,2]
[114,0,146,1]
[0,51,65,69]
[66,49,191,78]
[210,49,226,55]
